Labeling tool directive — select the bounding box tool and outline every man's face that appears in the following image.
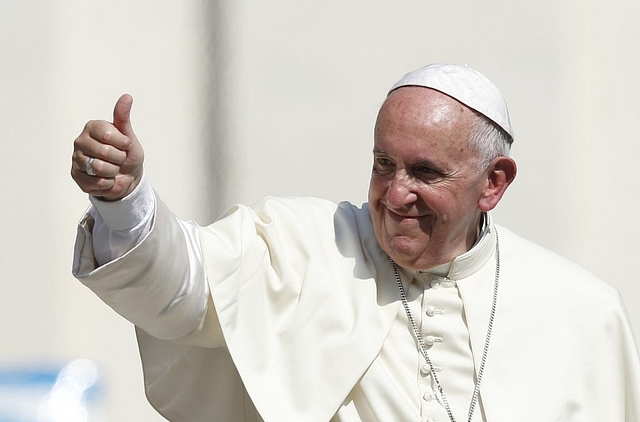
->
[368,87,489,270]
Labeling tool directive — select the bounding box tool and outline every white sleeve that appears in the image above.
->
[89,176,156,266]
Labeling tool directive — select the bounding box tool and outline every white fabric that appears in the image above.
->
[81,182,488,421]
[89,175,155,265]
[74,193,640,422]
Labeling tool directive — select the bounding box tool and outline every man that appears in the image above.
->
[71,64,640,421]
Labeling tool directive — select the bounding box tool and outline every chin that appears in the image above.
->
[382,240,425,268]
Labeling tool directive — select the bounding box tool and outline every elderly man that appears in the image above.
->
[71,64,640,422]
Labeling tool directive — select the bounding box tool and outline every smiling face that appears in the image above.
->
[368,87,492,270]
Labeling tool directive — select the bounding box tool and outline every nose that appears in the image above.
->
[386,172,418,209]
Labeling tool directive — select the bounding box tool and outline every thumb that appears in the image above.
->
[112,93,136,139]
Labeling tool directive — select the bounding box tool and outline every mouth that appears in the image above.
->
[384,203,425,217]
[385,207,428,224]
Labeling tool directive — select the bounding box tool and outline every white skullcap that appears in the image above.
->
[389,63,514,140]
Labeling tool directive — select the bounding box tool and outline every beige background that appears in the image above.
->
[2,0,638,419]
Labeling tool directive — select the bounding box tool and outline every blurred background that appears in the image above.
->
[2,0,639,419]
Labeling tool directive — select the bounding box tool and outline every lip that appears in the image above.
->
[385,207,427,221]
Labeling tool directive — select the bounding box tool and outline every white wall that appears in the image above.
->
[2,0,638,419]
[2,1,208,419]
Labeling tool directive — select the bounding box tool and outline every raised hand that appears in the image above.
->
[71,94,145,201]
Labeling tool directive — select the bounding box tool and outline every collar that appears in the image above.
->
[400,212,496,281]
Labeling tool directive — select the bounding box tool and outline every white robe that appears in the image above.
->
[73,193,640,422]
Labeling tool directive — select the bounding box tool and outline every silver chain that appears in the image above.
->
[391,231,500,422]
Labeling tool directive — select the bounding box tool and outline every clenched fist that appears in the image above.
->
[71,94,145,201]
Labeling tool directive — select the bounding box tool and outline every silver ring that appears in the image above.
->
[86,157,97,176]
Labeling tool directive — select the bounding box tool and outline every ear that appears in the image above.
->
[478,156,517,212]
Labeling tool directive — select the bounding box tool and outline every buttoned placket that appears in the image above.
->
[409,273,447,422]
[408,271,477,422]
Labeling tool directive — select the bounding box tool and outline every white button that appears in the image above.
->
[424,336,443,346]
[426,306,437,317]
[426,417,436,422]
[430,280,440,289]
[420,364,432,376]
[423,392,435,402]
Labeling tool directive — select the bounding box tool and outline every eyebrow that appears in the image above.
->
[373,148,443,170]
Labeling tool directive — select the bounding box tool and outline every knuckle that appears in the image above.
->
[102,144,111,160]
[96,178,116,191]
[93,159,115,176]
[113,149,127,164]
[102,129,113,142]
[73,133,88,150]
[71,150,81,161]
[84,120,101,133]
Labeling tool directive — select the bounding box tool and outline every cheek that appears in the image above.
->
[368,183,386,234]
[415,185,446,209]
[368,177,386,204]
[438,188,481,222]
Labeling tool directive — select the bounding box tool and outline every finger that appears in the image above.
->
[72,155,121,178]
[113,94,136,140]
[74,133,128,165]
[84,120,132,152]
[71,171,116,194]
[72,172,134,201]
[87,157,120,177]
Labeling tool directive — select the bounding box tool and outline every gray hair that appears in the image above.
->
[468,111,514,171]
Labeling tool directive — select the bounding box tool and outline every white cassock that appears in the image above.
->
[73,184,640,422]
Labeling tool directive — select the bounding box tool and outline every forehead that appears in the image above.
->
[374,87,476,156]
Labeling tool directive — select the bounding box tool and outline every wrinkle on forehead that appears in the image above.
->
[383,87,473,131]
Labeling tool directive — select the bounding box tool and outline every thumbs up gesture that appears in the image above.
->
[71,94,145,201]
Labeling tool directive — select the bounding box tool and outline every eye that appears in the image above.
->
[413,165,442,181]
[415,165,436,174]
[373,157,394,174]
